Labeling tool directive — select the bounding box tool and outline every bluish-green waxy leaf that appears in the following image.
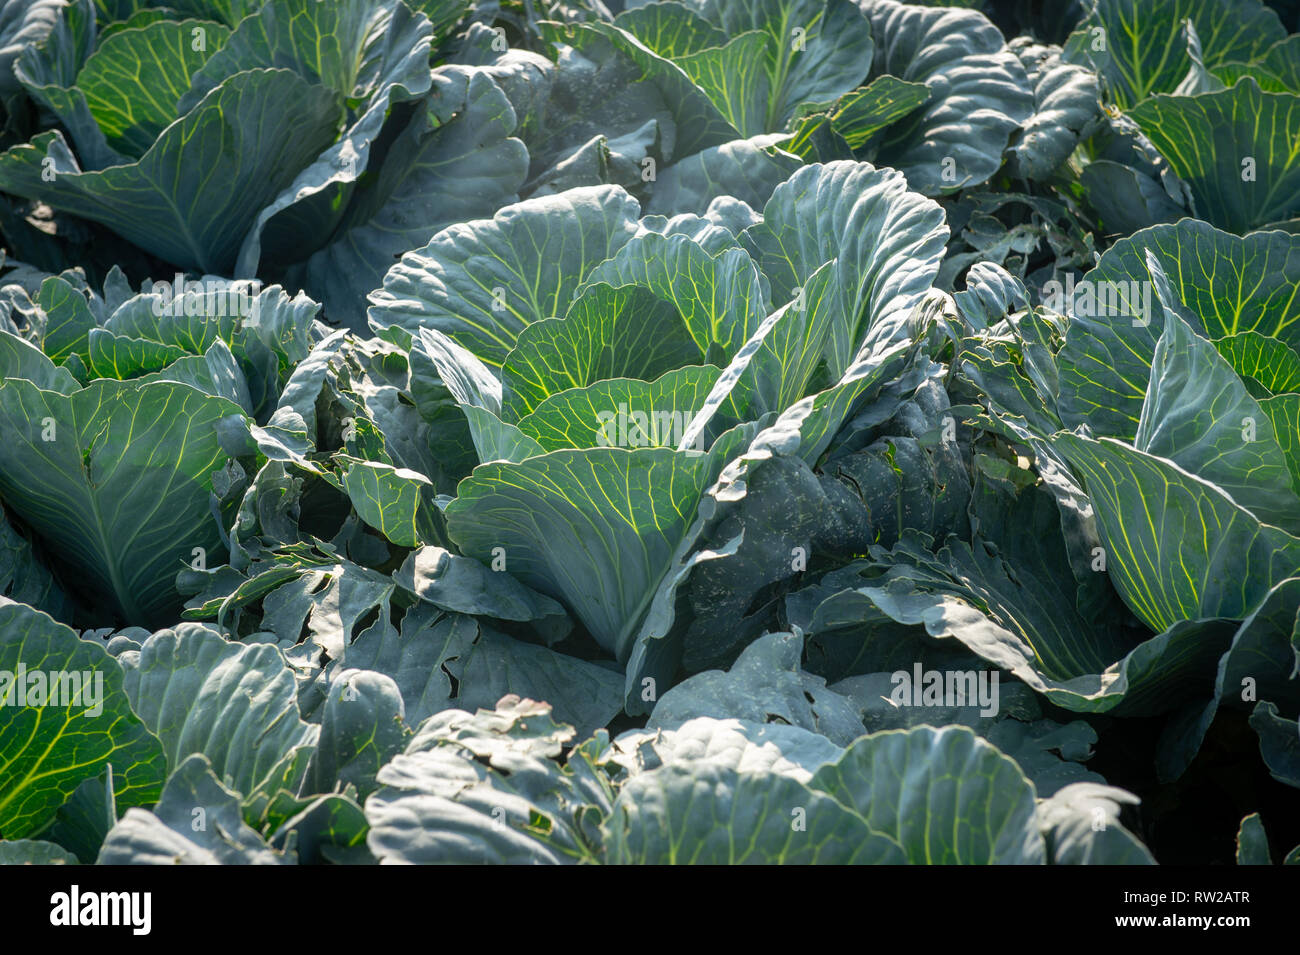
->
[1054,433,1300,632]
[1077,158,1188,235]
[306,669,410,799]
[365,748,577,864]
[517,366,723,452]
[34,273,96,363]
[77,18,229,157]
[276,65,528,328]
[687,0,874,133]
[1261,393,1300,494]
[834,675,1105,798]
[265,792,369,864]
[344,612,615,735]
[366,698,606,864]
[137,339,253,413]
[580,231,769,362]
[1236,812,1272,864]
[1250,701,1300,787]
[1136,265,1300,531]
[1131,79,1300,233]
[179,0,430,112]
[0,839,79,864]
[369,185,641,362]
[0,379,242,625]
[445,629,624,739]
[784,74,930,160]
[1005,38,1102,180]
[410,326,545,465]
[445,440,744,663]
[809,725,1046,863]
[0,327,77,392]
[676,31,772,138]
[741,161,948,361]
[610,716,848,782]
[540,19,741,160]
[394,545,569,629]
[0,0,64,99]
[119,623,319,799]
[729,260,840,414]
[613,3,729,59]
[0,508,73,619]
[14,0,126,171]
[501,284,704,418]
[0,69,345,273]
[339,609,476,728]
[339,457,439,548]
[646,133,803,216]
[1222,34,1300,92]
[83,328,187,380]
[649,631,865,745]
[862,0,1034,195]
[0,598,165,840]
[43,769,117,864]
[1071,0,1285,109]
[605,760,906,864]
[1036,783,1156,864]
[792,470,1245,717]
[98,754,291,864]
[1057,219,1300,441]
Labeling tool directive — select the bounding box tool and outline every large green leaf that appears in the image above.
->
[809,725,1046,863]
[646,133,803,216]
[14,0,126,171]
[270,67,529,327]
[365,698,607,864]
[1135,277,1300,530]
[861,0,1034,195]
[368,185,640,362]
[740,160,948,364]
[1057,219,1300,440]
[0,0,64,100]
[305,669,410,799]
[0,327,78,392]
[688,0,874,132]
[500,284,704,418]
[579,231,769,362]
[1072,0,1285,109]
[0,379,241,625]
[516,366,723,452]
[539,18,741,161]
[0,69,344,272]
[648,631,866,745]
[783,74,930,160]
[1054,433,1300,632]
[118,623,319,799]
[77,18,229,157]
[97,754,290,864]
[445,439,745,663]
[0,598,164,839]
[0,508,73,619]
[1130,79,1300,232]
[1036,783,1156,863]
[179,0,430,111]
[605,760,905,864]
[1005,37,1102,180]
